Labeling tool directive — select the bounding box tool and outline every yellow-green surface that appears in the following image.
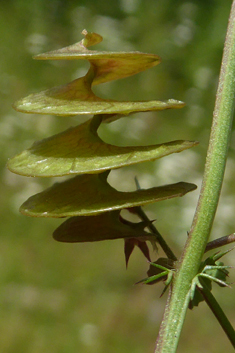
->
[1,1,235,352]
[8,116,197,177]
[19,172,196,217]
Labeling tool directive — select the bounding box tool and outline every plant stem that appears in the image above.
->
[198,278,235,348]
[205,233,235,252]
[134,178,177,261]
[134,206,177,261]
[155,2,235,352]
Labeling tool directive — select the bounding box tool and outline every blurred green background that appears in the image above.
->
[1,1,235,352]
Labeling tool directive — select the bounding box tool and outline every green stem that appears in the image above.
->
[155,2,235,352]
[198,279,235,348]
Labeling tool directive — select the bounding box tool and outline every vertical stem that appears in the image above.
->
[155,2,235,352]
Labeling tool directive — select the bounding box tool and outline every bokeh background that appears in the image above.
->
[1,1,235,352]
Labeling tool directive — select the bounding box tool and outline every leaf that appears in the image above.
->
[54,210,154,267]
[200,250,232,286]
[33,29,161,85]
[19,171,197,217]
[8,115,199,177]
[146,258,175,285]
[137,258,175,291]
[13,31,185,116]
[13,74,185,116]
[188,287,206,309]
[53,210,154,242]
[189,250,233,309]
[124,238,151,267]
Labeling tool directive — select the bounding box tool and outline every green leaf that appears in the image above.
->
[33,29,161,85]
[53,210,154,242]
[8,115,199,177]
[189,249,233,309]
[188,286,207,309]
[145,258,175,285]
[200,250,232,285]
[13,30,185,116]
[13,74,185,116]
[19,171,197,217]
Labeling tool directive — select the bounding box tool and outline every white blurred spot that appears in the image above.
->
[194,67,213,90]
[70,6,91,31]
[93,15,134,51]
[186,105,205,127]
[0,73,15,95]
[172,21,195,47]
[184,87,202,104]
[11,180,43,213]
[172,2,197,47]
[178,2,198,20]
[25,33,48,55]
[120,0,140,14]
[79,323,99,347]
[154,149,200,184]
[2,283,67,312]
